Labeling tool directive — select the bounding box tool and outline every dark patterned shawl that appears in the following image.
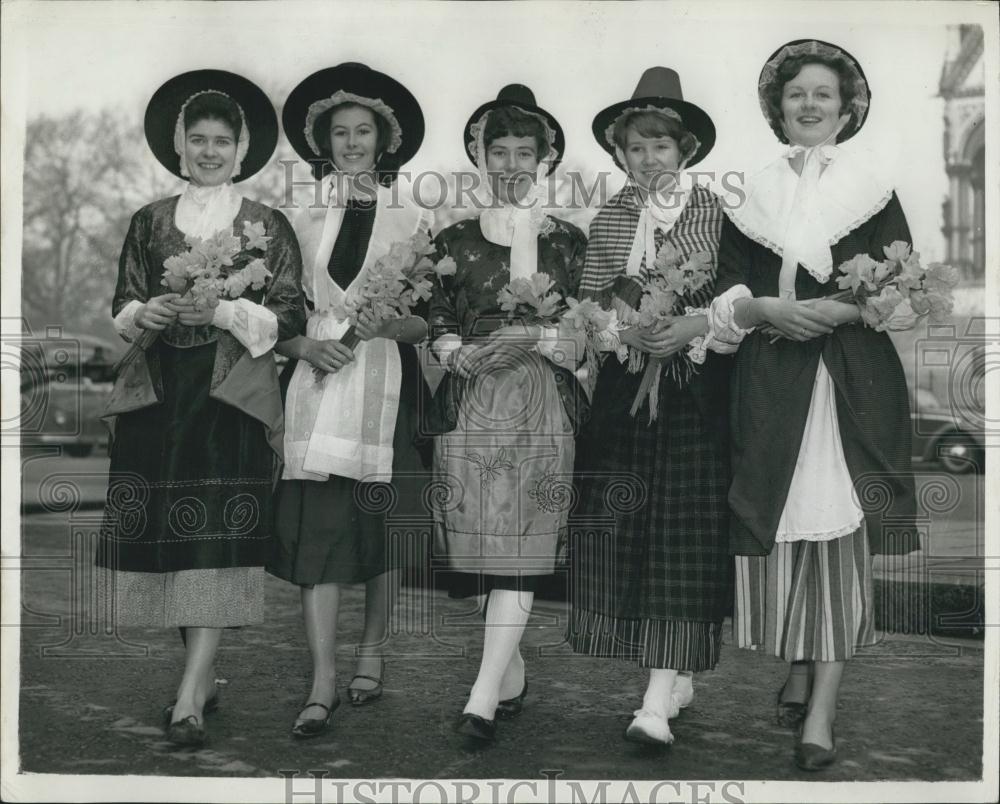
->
[578,181,723,312]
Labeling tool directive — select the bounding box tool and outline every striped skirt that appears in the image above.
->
[567,609,723,671]
[734,525,874,662]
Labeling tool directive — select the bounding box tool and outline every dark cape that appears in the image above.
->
[98,195,306,573]
[717,192,919,557]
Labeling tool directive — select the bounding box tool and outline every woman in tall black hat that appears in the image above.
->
[98,69,305,747]
[268,63,431,738]
[702,39,920,770]
[427,85,587,742]
[568,67,732,747]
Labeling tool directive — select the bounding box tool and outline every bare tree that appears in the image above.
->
[21,109,175,340]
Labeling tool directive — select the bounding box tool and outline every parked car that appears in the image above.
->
[911,388,985,474]
[18,333,120,458]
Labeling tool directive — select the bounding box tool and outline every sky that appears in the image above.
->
[3,0,993,261]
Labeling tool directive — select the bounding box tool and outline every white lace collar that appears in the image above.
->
[175,182,243,240]
[726,144,893,283]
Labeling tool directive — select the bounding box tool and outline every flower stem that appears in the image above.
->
[112,328,159,376]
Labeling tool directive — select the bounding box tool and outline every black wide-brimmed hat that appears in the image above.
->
[592,67,716,169]
[282,63,424,181]
[144,69,278,182]
[758,39,871,143]
[463,84,565,170]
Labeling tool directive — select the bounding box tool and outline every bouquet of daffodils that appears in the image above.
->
[313,231,456,381]
[494,273,612,375]
[114,220,273,374]
[831,241,957,331]
[611,242,715,422]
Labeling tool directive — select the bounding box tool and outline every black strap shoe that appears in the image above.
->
[454,712,497,742]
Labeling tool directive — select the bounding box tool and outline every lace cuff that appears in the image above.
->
[113,300,144,343]
[682,307,711,365]
[594,310,629,363]
[432,333,463,368]
[536,325,585,370]
[703,284,754,356]
[212,298,279,358]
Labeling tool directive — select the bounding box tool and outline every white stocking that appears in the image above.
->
[641,668,678,720]
[464,589,533,718]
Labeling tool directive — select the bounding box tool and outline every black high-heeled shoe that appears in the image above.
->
[776,681,808,729]
[291,696,341,740]
[454,712,497,742]
[166,714,206,748]
[495,679,528,720]
[347,658,385,706]
[162,687,221,727]
[795,724,837,771]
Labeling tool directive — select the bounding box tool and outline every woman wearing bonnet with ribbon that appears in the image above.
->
[427,85,587,743]
[702,40,919,770]
[268,64,431,738]
[567,68,732,747]
[98,69,305,747]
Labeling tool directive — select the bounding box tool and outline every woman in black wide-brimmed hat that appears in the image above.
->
[426,84,588,743]
[268,63,432,739]
[567,67,732,747]
[98,69,305,747]
[702,39,921,770]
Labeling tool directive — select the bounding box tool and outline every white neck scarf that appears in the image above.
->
[624,179,690,276]
[726,130,894,286]
[174,182,243,240]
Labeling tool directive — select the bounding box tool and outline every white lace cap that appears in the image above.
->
[758,40,869,134]
[468,106,559,170]
[303,90,403,156]
[172,90,250,179]
[603,104,701,156]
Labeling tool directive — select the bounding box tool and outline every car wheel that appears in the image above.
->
[936,432,980,474]
[65,443,93,459]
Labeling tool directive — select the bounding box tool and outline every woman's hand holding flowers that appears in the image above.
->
[800,297,860,326]
[748,297,838,341]
[621,316,705,358]
[166,296,217,327]
[448,343,482,380]
[646,315,708,358]
[304,338,356,373]
[135,293,181,330]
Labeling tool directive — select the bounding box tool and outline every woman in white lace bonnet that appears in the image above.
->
[269,63,431,739]
[99,69,305,748]
[703,39,919,770]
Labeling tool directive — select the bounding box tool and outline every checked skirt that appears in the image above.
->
[567,358,732,670]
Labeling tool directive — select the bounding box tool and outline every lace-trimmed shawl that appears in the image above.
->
[172,90,250,179]
[725,145,893,284]
[303,90,403,156]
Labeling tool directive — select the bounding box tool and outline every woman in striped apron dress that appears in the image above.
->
[703,39,920,770]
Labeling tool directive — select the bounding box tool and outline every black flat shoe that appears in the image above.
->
[795,725,837,771]
[454,712,496,742]
[163,688,221,726]
[166,715,206,748]
[347,659,385,706]
[495,679,528,720]
[291,697,341,740]
[776,681,808,729]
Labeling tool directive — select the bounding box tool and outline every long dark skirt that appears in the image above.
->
[268,393,428,586]
[568,359,732,670]
[97,340,274,573]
